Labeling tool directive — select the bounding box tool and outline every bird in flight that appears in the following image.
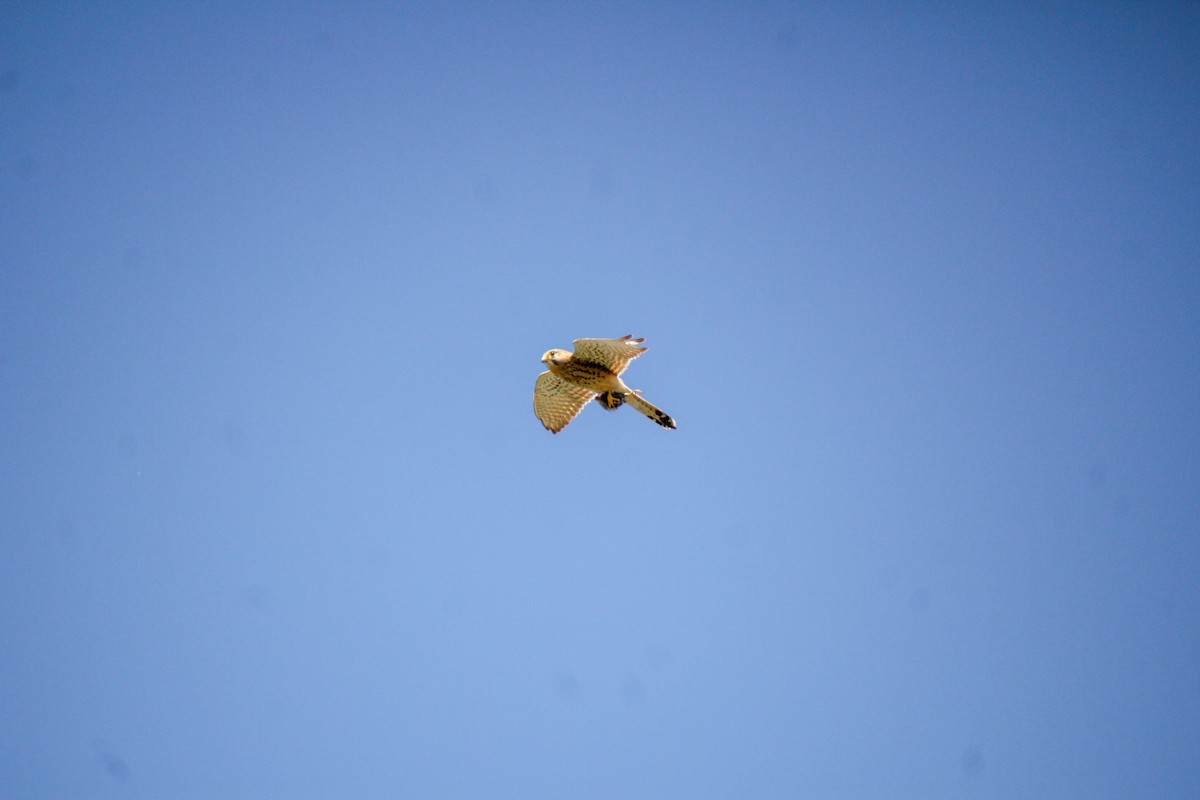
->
[533,335,677,434]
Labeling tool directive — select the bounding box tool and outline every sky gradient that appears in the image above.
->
[2,3,1199,798]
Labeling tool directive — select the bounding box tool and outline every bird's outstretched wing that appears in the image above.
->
[571,335,647,375]
[533,371,596,434]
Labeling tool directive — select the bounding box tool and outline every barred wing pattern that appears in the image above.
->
[570,335,647,376]
[532,371,597,434]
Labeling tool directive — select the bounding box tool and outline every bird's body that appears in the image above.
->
[533,335,676,434]
[544,351,630,394]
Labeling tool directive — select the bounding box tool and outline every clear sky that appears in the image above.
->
[2,3,1198,798]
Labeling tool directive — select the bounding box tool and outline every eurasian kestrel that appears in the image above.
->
[533,335,677,434]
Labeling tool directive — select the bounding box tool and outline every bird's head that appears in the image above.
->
[541,349,568,366]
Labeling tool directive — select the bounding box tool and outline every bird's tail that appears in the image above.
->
[625,392,676,429]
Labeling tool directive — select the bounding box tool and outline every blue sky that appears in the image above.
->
[2,2,1198,797]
